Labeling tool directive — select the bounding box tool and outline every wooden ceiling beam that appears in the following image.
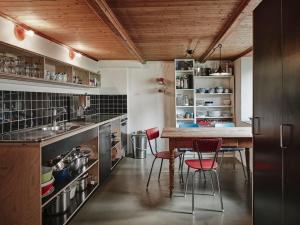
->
[231,47,253,61]
[199,0,256,62]
[86,0,145,63]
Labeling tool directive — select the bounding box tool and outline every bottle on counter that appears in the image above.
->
[180,76,184,89]
[176,76,180,89]
[183,75,189,89]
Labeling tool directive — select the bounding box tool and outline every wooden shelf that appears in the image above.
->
[175,70,194,73]
[176,118,194,121]
[196,105,232,108]
[43,183,98,225]
[0,42,99,88]
[176,106,194,108]
[42,159,98,207]
[196,116,233,119]
[0,72,96,88]
[196,93,232,95]
[194,75,233,78]
[176,88,194,91]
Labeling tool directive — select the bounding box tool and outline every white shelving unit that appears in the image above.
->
[175,59,196,127]
[174,59,235,127]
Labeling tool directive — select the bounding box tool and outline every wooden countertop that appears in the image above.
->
[161,127,252,138]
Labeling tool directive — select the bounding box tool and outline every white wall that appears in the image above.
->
[240,57,253,122]
[234,56,253,172]
[0,16,100,95]
[234,57,253,127]
[100,61,175,151]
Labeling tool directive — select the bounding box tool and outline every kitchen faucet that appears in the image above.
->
[52,107,67,127]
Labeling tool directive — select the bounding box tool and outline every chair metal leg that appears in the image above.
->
[209,170,215,196]
[158,158,163,181]
[192,171,196,215]
[238,150,247,180]
[214,169,224,212]
[178,154,182,172]
[184,166,190,198]
[180,152,185,183]
[146,157,157,189]
[219,151,225,174]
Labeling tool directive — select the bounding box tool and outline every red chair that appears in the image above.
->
[184,138,224,214]
[146,127,183,189]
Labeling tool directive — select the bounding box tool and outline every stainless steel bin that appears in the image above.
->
[131,131,147,159]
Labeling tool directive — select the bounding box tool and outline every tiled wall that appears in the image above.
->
[89,95,127,115]
[0,90,127,134]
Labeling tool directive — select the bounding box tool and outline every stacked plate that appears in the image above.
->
[41,166,55,198]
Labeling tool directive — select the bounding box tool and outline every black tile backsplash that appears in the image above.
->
[0,90,127,134]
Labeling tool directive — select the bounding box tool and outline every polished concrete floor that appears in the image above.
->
[70,156,252,225]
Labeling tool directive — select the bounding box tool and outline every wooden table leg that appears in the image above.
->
[245,147,251,181]
[169,139,175,198]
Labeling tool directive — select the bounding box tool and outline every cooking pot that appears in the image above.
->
[45,188,71,215]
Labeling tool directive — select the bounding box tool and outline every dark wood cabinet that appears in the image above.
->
[253,0,300,224]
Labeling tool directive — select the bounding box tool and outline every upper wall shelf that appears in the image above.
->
[0,42,100,88]
[194,75,233,78]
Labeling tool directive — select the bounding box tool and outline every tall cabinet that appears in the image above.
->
[253,0,300,224]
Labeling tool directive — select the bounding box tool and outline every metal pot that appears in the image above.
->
[76,173,89,192]
[45,188,71,215]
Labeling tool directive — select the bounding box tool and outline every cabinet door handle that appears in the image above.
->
[253,116,261,135]
[280,124,292,149]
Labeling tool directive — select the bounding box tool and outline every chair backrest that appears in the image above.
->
[145,127,160,155]
[193,138,222,169]
[179,123,199,128]
[193,138,222,153]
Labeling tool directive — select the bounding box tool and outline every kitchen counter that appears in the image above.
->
[0,114,126,146]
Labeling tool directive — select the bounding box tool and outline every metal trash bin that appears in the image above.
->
[131,130,147,159]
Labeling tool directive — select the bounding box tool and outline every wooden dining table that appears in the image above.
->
[161,127,253,197]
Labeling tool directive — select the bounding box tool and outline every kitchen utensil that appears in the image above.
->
[183,95,189,106]
[76,173,89,192]
[224,88,230,93]
[42,186,55,198]
[42,166,53,184]
[70,182,77,200]
[223,100,231,105]
[45,188,71,215]
[222,112,232,117]
[204,101,214,106]
[216,87,224,93]
[53,167,70,183]
[209,88,215,93]
[208,111,222,117]
[41,176,55,195]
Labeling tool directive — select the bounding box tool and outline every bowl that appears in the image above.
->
[41,176,55,195]
[42,166,53,184]
[223,100,231,105]
[209,111,222,117]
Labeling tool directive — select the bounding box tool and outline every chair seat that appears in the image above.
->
[155,151,182,159]
[177,148,193,152]
[185,159,218,170]
[220,148,244,152]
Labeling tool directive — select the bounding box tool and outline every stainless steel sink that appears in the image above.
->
[39,124,81,132]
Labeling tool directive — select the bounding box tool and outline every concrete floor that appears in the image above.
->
[70,156,252,225]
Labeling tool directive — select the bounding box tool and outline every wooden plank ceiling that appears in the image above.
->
[0,0,259,61]
[0,0,135,60]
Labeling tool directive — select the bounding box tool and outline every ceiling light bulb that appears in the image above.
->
[26,30,35,37]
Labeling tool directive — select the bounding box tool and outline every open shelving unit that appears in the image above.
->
[41,129,100,225]
[0,42,100,88]
[174,59,235,127]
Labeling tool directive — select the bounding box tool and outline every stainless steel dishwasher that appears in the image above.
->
[99,123,111,183]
